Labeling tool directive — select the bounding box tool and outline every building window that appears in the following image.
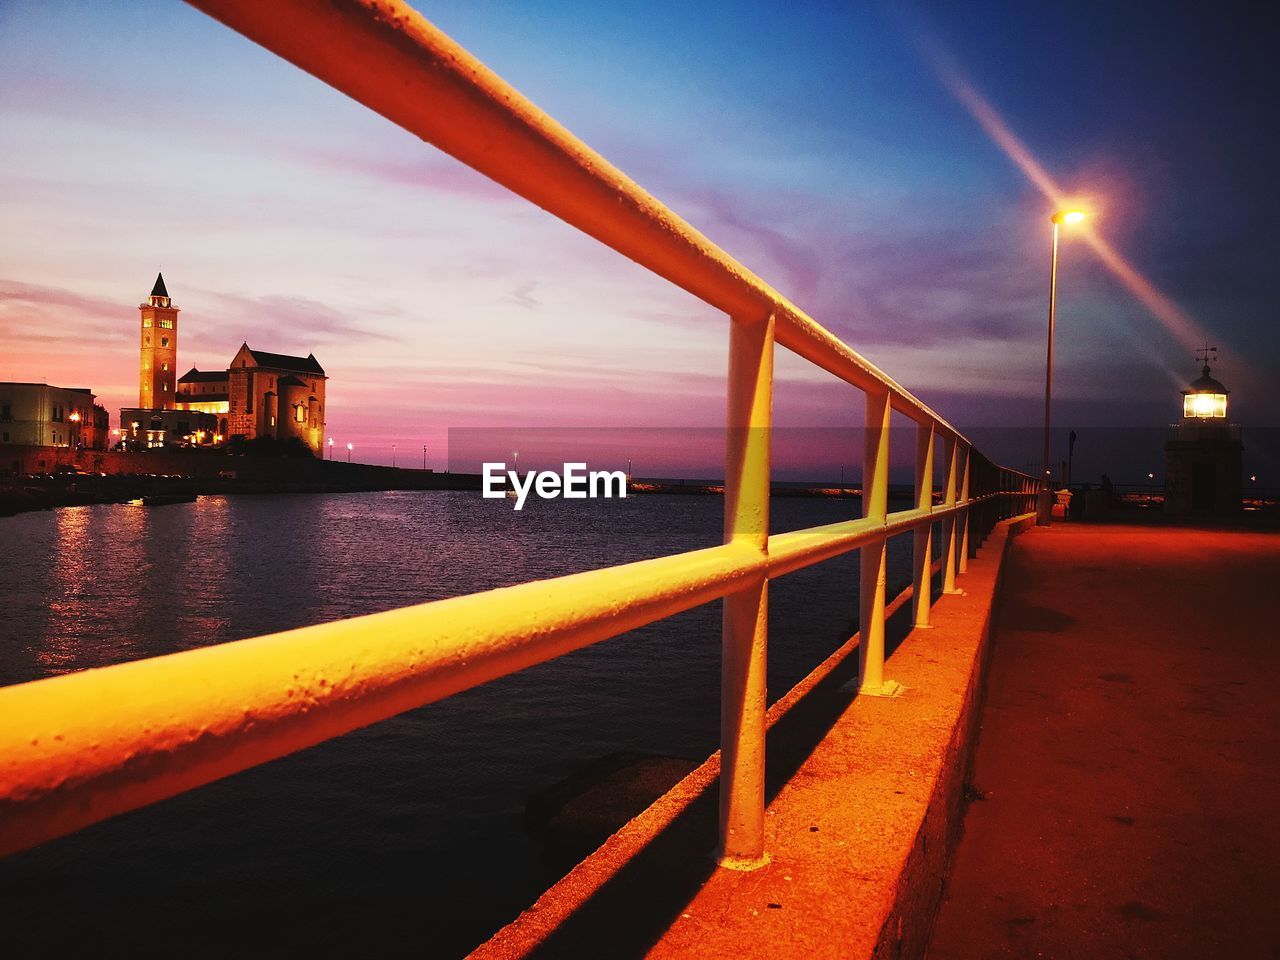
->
[0,403,9,421]
[295,404,306,423]
[145,336,151,346]
[162,383,168,392]
[159,318,174,329]
[270,415,276,427]
[2,432,8,442]
[162,362,169,371]
[143,318,153,328]
[161,337,169,348]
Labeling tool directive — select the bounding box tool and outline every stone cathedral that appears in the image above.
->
[119,273,328,455]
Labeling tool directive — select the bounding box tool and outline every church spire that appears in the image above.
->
[150,271,169,300]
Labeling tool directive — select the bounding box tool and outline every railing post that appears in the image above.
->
[957,443,971,574]
[719,310,773,870]
[858,390,900,697]
[913,422,935,628]
[942,434,961,594]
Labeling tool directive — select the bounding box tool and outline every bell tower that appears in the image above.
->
[139,272,179,409]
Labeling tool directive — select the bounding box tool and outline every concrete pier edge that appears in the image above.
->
[472,512,1037,960]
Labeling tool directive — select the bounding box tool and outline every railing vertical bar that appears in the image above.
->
[858,390,897,697]
[718,311,774,870]
[912,422,935,628]
[957,443,972,574]
[942,435,960,594]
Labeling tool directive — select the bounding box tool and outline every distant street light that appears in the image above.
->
[347,441,353,463]
[423,444,427,470]
[1038,207,1088,526]
[328,437,334,460]
[393,443,397,468]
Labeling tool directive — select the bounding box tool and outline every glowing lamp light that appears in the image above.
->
[347,442,353,451]
[1183,391,1227,419]
[69,412,81,422]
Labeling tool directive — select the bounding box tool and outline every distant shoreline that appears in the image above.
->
[0,442,948,516]
[0,472,882,517]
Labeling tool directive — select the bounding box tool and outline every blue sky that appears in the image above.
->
[1,0,1275,470]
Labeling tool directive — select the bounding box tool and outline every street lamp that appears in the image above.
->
[1037,207,1088,525]
[328,437,334,460]
[392,443,397,468]
[347,441,353,463]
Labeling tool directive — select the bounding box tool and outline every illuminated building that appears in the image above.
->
[0,383,108,450]
[175,368,229,423]
[1163,354,1242,513]
[225,345,327,455]
[121,274,328,454]
[138,273,179,410]
[117,407,219,450]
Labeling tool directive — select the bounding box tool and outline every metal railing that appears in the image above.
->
[0,0,1038,865]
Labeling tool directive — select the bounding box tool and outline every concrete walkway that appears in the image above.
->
[929,523,1280,959]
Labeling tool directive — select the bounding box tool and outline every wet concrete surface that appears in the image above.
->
[929,523,1280,959]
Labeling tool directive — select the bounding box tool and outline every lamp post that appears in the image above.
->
[346,442,353,463]
[392,443,397,468]
[68,411,81,450]
[328,437,334,460]
[423,444,427,470]
[1038,207,1087,526]
[1147,471,1155,507]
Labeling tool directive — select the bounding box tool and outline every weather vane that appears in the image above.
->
[1195,343,1218,367]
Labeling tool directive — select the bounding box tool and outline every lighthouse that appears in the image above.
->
[1163,348,1242,513]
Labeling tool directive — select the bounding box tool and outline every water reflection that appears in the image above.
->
[40,507,96,673]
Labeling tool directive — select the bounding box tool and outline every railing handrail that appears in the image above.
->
[0,0,1039,863]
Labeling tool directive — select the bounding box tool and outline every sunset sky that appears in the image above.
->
[1,1,1275,473]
